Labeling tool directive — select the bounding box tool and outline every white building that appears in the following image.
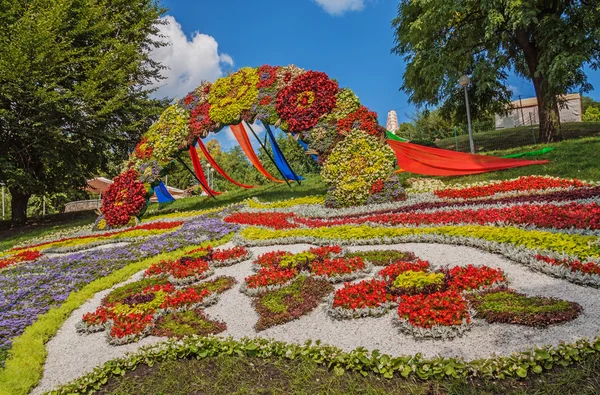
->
[495,93,582,129]
[386,110,399,132]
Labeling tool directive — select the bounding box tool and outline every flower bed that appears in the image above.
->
[434,176,588,200]
[327,279,397,319]
[253,276,334,330]
[0,250,42,270]
[77,271,236,345]
[345,249,418,266]
[145,257,214,285]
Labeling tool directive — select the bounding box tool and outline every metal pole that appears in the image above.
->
[464,86,475,154]
[176,157,216,199]
[43,195,46,216]
[1,185,4,220]
[244,122,291,187]
[264,123,301,185]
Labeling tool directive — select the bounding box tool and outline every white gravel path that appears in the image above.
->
[34,243,600,393]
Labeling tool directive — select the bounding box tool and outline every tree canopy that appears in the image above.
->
[392,0,600,142]
[0,0,168,226]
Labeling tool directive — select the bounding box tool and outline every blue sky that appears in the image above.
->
[152,0,600,150]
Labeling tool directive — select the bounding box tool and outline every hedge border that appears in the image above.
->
[47,333,600,394]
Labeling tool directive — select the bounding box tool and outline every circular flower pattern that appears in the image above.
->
[101,169,148,227]
[275,71,339,132]
[208,67,259,124]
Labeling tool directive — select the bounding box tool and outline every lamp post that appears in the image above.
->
[458,75,475,154]
[1,182,5,220]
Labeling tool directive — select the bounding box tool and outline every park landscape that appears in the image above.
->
[2,1,600,395]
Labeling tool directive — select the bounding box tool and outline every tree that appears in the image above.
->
[582,95,600,113]
[583,106,600,122]
[392,1,600,143]
[0,0,167,226]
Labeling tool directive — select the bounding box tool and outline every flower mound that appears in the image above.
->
[101,169,148,227]
[329,279,396,319]
[446,265,507,292]
[378,260,431,281]
[145,257,213,285]
[275,71,338,132]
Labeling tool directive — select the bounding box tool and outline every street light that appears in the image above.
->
[458,75,475,154]
[0,182,5,220]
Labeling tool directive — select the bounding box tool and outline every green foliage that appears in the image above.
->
[254,276,334,330]
[0,0,168,226]
[321,130,395,207]
[278,251,316,269]
[143,104,191,165]
[392,271,444,290]
[150,309,226,338]
[345,250,417,266]
[583,107,600,122]
[468,288,582,327]
[392,0,600,141]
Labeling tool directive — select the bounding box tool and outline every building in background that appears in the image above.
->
[495,93,582,130]
[386,110,399,132]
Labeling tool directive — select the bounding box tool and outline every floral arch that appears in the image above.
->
[99,65,400,228]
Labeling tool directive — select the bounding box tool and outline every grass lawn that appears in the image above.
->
[434,121,600,152]
[98,352,600,395]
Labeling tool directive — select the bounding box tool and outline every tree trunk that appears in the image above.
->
[532,76,562,143]
[9,188,30,228]
[515,29,562,143]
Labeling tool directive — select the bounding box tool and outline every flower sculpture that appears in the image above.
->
[101,169,148,227]
[101,64,399,225]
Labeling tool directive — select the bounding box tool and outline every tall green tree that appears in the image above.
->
[392,0,600,143]
[0,0,168,226]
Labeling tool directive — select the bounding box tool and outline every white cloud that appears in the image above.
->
[507,85,519,96]
[149,15,233,99]
[313,0,365,15]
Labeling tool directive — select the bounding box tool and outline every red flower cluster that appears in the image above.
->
[309,245,343,258]
[535,254,600,276]
[337,106,381,136]
[109,313,154,339]
[245,268,298,289]
[445,265,506,292]
[257,65,279,88]
[161,288,212,309]
[370,179,385,195]
[254,250,293,269]
[294,202,599,231]
[101,169,148,227]
[275,71,338,132]
[332,279,394,309]
[0,249,42,270]
[145,257,211,280]
[310,257,365,277]
[377,260,431,280]
[133,138,153,160]
[223,212,298,229]
[397,291,470,328]
[82,306,113,326]
[211,246,249,263]
[190,102,214,138]
[435,176,587,199]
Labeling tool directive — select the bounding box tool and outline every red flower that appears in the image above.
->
[310,256,365,277]
[337,106,382,136]
[378,260,430,281]
[0,249,42,269]
[275,71,338,132]
[133,138,153,160]
[224,212,297,229]
[397,291,470,328]
[245,268,297,289]
[333,279,394,309]
[370,179,385,195]
[445,265,506,292]
[257,65,279,88]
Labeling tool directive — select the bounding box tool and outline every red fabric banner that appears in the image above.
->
[189,145,222,195]
[387,140,549,176]
[196,139,255,189]
[229,123,284,183]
